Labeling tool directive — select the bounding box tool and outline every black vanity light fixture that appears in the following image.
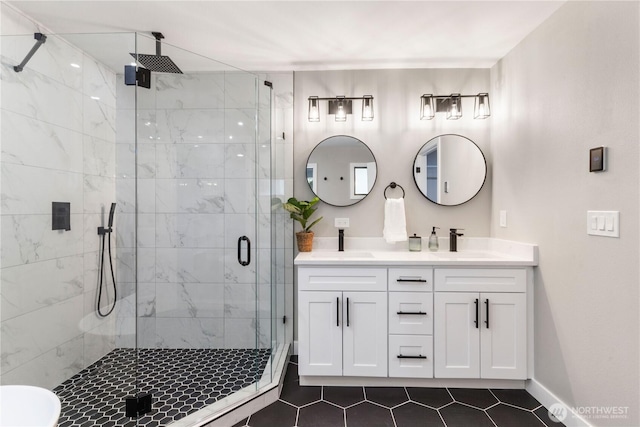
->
[308,95,374,122]
[420,93,490,120]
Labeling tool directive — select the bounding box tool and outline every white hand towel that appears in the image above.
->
[383,198,408,243]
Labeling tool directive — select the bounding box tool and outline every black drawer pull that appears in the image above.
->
[396,278,427,283]
[396,311,427,316]
[336,297,340,327]
[397,354,427,359]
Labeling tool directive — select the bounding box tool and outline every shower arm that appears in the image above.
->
[14,33,47,73]
[152,31,164,56]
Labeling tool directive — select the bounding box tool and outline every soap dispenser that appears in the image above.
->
[428,227,440,251]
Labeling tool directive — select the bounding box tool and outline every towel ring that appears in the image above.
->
[384,182,405,199]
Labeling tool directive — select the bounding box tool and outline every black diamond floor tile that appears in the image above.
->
[534,406,567,426]
[393,402,445,427]
[406,387,453,408]
[54,348,270,427]
[449,387,499,409]
[492,388,542,410]
[346,402,395,427]
[365,387,409,408]
[488,403,548,427]
[232,417,248,427]
[440,403,495,427]
[323,386,365,408]
[283,362,299,385]
[260,361,569,427]
[280,379,321,407]
[297,401,345,427]
[248,400,297,427]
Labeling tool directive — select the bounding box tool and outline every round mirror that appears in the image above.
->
[413,134,486,206]
[306,135,377,207]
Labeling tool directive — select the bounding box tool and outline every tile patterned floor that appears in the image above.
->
[234,357,566,427]
[54,348,270,427]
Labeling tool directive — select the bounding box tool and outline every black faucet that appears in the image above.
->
[338,229,344,252]
[449,228,464,252]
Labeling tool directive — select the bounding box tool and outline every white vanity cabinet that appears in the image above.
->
[433,269,528,380]
[298,268,388,377]
[295,241,536,387]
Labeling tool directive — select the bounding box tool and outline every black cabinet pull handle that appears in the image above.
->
[346,297,350,327]
[336,297,340,327]
[474,298,479,328]
[397,354,427,359]
[396,311,427,316]
[237,236,250,266]
[396,278,427,283]
[485,298,490,328]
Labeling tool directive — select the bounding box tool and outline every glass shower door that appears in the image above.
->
[131,33,270,425]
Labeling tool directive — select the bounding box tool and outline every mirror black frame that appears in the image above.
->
[306,135,378,207]
[412,133,487,207]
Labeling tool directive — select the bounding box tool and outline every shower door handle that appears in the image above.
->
[237,236,250,266]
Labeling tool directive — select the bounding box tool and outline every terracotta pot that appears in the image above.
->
[296,231,314,252]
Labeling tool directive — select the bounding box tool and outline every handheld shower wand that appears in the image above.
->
[97,203,117,317]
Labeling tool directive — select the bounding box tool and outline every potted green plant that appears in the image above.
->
[283,196,323,252]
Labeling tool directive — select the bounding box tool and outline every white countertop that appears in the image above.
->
[294,237,538,267]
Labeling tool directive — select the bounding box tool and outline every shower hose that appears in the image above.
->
[97,227,117,317]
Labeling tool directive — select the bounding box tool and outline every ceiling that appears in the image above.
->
[8,1,565,72]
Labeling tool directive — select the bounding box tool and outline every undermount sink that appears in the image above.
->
[309,251,374,259]
[0,385,61,427]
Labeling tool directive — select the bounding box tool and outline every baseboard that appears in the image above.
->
[526,378,592,427]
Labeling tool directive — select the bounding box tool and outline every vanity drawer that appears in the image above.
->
[389,335,433,378]
[389,268,433,292]
[434,268,526,292]
[389,292,433,335]
[298,267,387,291]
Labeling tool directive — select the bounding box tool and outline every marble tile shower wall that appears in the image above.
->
[0,30,119,388]
[115,71,293,350]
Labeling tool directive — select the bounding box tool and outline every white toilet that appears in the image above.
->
[0,385,61,427]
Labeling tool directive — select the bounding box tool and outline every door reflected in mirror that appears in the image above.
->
[413,134,486,206]
[306,135,377,207]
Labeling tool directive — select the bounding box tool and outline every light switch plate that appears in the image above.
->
[499,210,507,228]
[335,218,350,228]
[587,211,619,237]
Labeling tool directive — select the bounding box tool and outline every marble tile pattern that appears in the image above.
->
[115,71,294,351]
[1,7,119,390]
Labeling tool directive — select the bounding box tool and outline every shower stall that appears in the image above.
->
[0,6,292,426]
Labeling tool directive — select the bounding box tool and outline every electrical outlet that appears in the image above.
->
[334,218,350,228]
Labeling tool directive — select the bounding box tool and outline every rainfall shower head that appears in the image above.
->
[130,32,183,74]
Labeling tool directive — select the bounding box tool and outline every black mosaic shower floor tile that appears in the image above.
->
[54,348,270,427]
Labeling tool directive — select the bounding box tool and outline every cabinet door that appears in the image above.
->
[342,292,388,377]
[480,293,527,379]
[434,293,480,378]
[298,291,343,376]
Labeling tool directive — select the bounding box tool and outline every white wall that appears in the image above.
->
[294,69,492,241]
[490,2,639,425]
